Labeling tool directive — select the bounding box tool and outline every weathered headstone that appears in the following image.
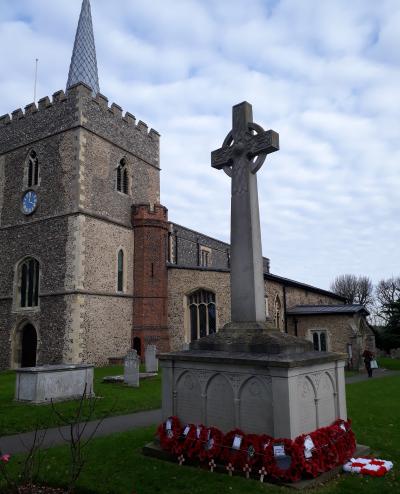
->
[124,350,139,387]
[145,344,158,373]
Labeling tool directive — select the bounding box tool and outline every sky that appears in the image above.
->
[0,0,399,291]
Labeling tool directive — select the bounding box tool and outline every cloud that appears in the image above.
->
[0,0,399,291]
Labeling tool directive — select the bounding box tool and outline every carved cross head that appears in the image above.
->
[211,101,279,178]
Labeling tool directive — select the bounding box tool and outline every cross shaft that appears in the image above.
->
[211,102,279,323]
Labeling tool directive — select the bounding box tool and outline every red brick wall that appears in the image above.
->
[132,204,169,355]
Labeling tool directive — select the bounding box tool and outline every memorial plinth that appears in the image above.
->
[160,346,347,439]
[159,101,348,442]
[15,364,94,403]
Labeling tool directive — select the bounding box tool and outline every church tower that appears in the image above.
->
[0,0,162,369]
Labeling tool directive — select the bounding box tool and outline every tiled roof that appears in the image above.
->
[67,0,100,95]
[286,304,369,316]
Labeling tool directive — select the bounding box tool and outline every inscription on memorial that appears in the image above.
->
[317,372,336,426]
[239,377,273,434]
[176,371,202,424]
[206,374,235,431]
[298,376,317,432]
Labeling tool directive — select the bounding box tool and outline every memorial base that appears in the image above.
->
[142,441,370,489]
[160,347,347,439]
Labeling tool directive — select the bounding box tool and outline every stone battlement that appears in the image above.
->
[0,83,160,167]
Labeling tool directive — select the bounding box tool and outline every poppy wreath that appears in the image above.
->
[258,434,274,466]
[198,426,224,463]
[221,428,247,469]
[316,427,339,472]
[172,423,198,457]
[294,432,322,478]
[157,416,182,452]
[264,438,305,483]
[184,424,206,459]
[241,434,264,471]
[331,419,356,463]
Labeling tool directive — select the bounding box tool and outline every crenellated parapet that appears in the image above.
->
[0,83,160,167]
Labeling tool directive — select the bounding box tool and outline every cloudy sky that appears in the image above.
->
[1,0,399,290]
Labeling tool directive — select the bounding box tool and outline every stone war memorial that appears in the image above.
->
[147,102,363,483]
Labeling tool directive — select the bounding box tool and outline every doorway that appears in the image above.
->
[21,323,37,367]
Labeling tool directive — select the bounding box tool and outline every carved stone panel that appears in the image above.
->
[176,372,202,425]
[317,372,336,427]
[298,376,317,433]
[239,377,273,434]
[206,373,235,431]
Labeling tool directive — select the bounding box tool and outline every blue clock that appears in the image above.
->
[22,190,38,215]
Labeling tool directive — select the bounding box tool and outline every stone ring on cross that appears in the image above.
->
[220,122,270,177]
[211,102,279,179]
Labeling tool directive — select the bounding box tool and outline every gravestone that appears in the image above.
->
[145,344,158,373]
[159,102,349,439]
[124,350,139,387]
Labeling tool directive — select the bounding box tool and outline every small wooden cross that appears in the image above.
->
[259,466,267,482]
[243,463,252,479]
[209,459,216,472]
[226,462,235,476]
[177,454,185,466]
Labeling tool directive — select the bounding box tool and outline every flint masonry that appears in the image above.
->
[0,0,374,371]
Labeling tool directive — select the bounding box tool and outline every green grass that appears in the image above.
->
[0,366,161,435]
[344,370,359,378]
[377,357,400,370]
[1,376,399,494]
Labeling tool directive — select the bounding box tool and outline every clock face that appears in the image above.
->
[22,190,38,215]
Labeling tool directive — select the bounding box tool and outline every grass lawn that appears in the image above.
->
[0,366,161,436]
[1,375,399,494]
[377,357,400,370]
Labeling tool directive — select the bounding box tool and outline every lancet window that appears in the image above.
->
[27,150,39,188]
[274,295,282,330]
[116,158,129,194]
[18,258,40,308]
[117,249,124,292]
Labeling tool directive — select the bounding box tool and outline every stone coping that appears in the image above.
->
[159,350,347,368]
[16,364,94,373]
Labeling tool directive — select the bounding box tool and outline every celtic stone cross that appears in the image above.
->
[211,102,279,323]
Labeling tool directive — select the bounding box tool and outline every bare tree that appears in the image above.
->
[375,277,400,323]
[330,274,374,307]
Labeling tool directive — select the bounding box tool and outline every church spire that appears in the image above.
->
[67,0,100,95]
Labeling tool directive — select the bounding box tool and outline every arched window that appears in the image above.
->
[27,150,39,188]
[274,295,282,330]
[188,289,216,341]
[18,258,39,308]
[117,249,124,292]
[116,158,129,194]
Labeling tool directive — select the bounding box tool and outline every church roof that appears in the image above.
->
[67,0,100,95]
[286,304,369,316]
